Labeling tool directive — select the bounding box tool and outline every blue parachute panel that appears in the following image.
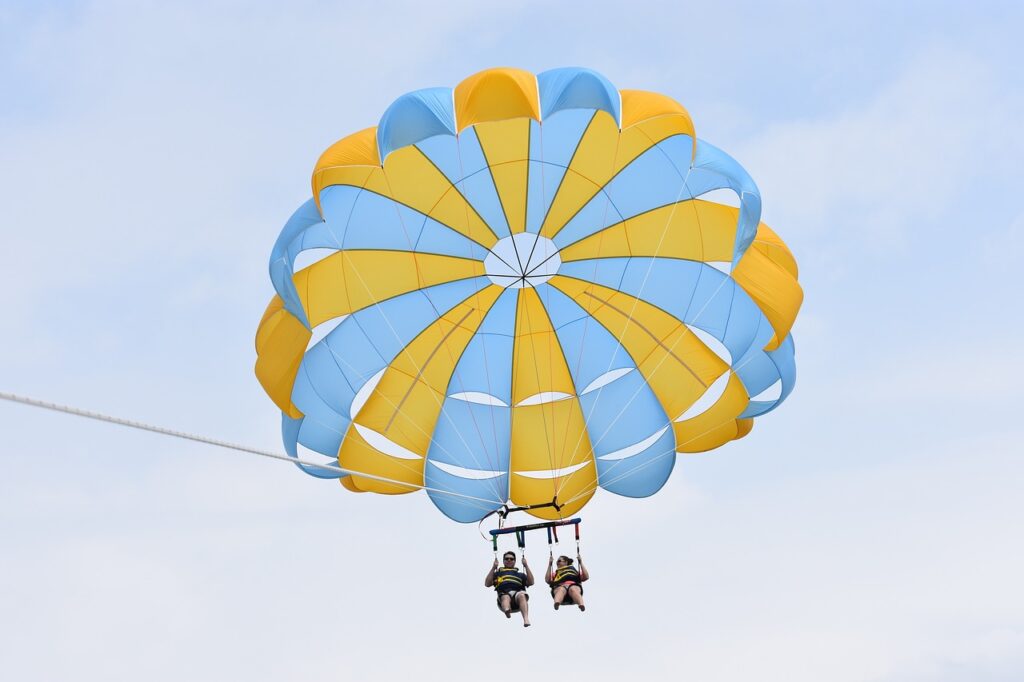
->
[320,318,386,394]
[290,360,350,457]
[476,287,520,337]
[341,190,426,251]
[603,141,690,222]
[538,284,636,392]
[416,131,512,240]
[268,198,323,327]
[447,332,514,404]
[528,109,594,232]
[538,67,620,125]
[377,87,457,161]
[737,334,796,417]
[689,140,762,263]
[574,257,775,368]
[429,399,511,478]
[318,186,361,240]
[351,278,490,366]
[458,167,511,239]
[421,276,493,316]
[731,314,777,392]
[316,280,480,393]
[552,137,697,250]
[526,166,570,235]
[414,218,490,260]
[414,135,464,187]
[533,108,596,167]
[425,466,507,523]
[535,282,589,330]
[281,414,346,479]
[551,187,624,250]
[581,371,675,497]
[444,287,517,403]
[534,285,675,497]
[771,334,797,401]
[655,134,696,178]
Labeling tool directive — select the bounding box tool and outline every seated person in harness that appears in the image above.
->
[484,551,534,627]
[546,554,588,611]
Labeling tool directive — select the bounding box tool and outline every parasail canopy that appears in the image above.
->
[255,67,802,522]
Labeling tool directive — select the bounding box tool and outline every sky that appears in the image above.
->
[1,1,1023,680]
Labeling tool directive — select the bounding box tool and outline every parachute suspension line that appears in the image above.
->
[552,158,728,499]
[560,413,722,508]
[518,120,547,277]
[434,297,506,504]
[544,127,627,507]
[386,307,473,431]
[327,166,508,502]
[517,123,557,287]
[337,249,507,502]
[572,273,738,492]
[552,128,634,503]
[452,132,509,504]
[316,269,476,491]
[504,111,607,507]
[560,346,764,508]
[297,201,480,497]
[516,290,560,506]
[316,344,491,497]
[529,127,573,513]
[0,391,503,512]
[538,279,572,516]
[377,159,422,269]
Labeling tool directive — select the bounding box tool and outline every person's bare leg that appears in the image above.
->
[568,585,585,611]
[552,585,567,609]
[499,594,512,618]
[516,592,531,627]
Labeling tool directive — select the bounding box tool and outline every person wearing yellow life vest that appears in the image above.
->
[545,554,589,611]
[484,551,535,627]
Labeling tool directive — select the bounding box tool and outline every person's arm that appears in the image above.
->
[523,557,535,587]
[578,555,589,582]
[545,556,555,584]
[484,559,497,587]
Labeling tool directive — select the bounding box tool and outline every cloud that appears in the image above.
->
[740,46,1024,253]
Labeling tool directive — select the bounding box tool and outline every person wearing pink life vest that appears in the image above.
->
[546,554,589,611]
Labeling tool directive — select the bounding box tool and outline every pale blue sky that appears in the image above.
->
[2,2,1022,680]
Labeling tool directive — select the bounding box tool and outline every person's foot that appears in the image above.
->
[504,609,512,619]
[578,604,586,612]
[523,621,531,628]
[554,602,560,610]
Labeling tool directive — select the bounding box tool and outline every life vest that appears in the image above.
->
[493,567,526,592]
[553,565,580,585]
